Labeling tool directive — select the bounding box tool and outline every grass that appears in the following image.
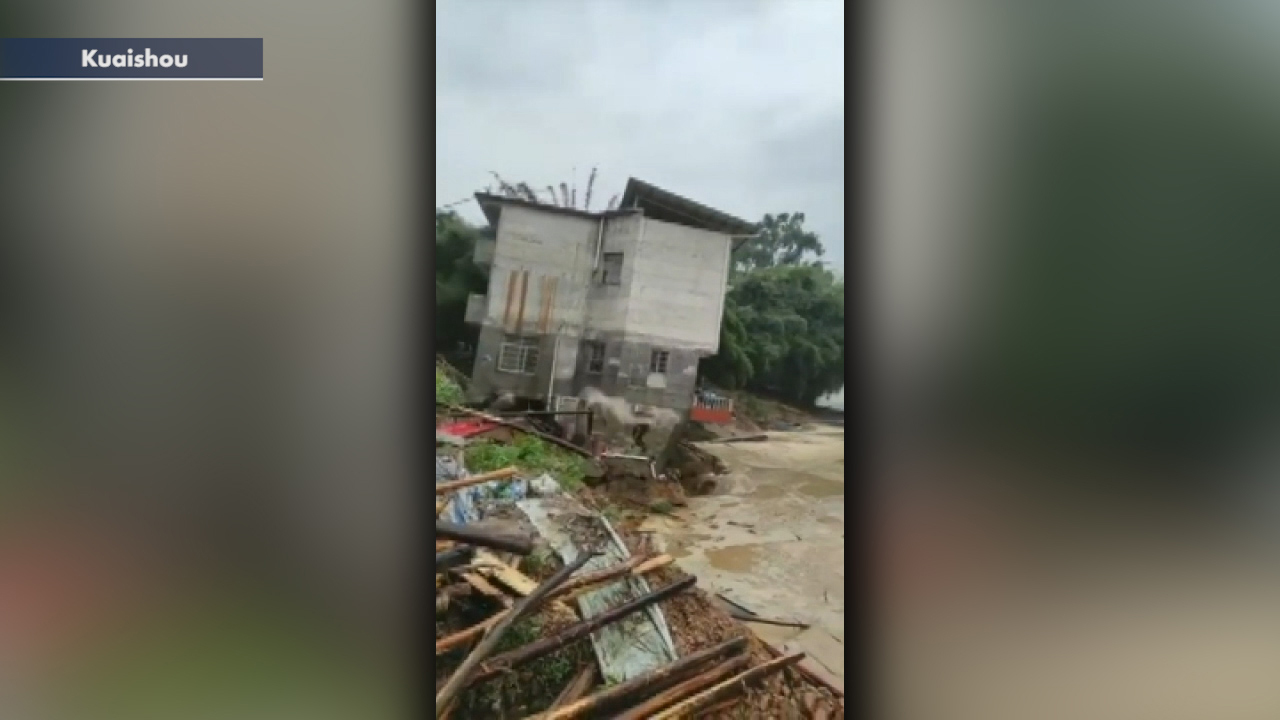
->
[519,546,558,579]
[436,367,464,406]
[464,434,591,492]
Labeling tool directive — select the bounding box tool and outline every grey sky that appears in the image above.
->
[435,0,846,268]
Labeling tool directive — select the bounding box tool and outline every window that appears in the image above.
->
[584,341,606,374]
[497,336,539,375]
[600,253,623,286]
[649,349,670,375]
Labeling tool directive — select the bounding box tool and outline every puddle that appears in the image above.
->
[705,545,762,573]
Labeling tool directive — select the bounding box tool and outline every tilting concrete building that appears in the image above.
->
[464,178,756,416]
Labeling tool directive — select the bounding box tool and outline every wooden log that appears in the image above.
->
[648,652,806,720]
[436,546,476,573]
[759,638,844,699]
[436,520,534,555]
[611,654,751,720]
[436,554,671,655]
[693,696,740,717]
[469,575,697,686]
[435,465,519,495]
[435,551,597,716]
[460,572,513,608]
[438,403,597,458]
[629,554,674,577]
[548,665,597,711]
[539,636,747,719]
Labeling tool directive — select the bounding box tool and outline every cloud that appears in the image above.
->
[435,0,846,266]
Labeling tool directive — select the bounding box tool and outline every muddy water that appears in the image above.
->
[644,427,846,686]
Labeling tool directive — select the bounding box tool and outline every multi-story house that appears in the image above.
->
[464,177,755,416]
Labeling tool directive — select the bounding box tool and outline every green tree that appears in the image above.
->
[733,212,825,275]
[435,210,489,357]
[704,213,844,407]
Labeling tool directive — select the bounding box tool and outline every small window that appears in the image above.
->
[649,349,670,375]
[584,341,606,374]
[600,253,624,286]
[497,336,540,375]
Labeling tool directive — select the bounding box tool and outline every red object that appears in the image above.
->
[691,395,735,425]
[438,419,500,438]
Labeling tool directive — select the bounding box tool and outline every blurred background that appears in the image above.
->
[871,1,1280,718]
[0,1,416,718]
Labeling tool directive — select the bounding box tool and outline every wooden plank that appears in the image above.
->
[435,465,519,495]
[473,549,575,618]
[515,269,529,334]
[436,521,534,555]
[760,638,844,699]
[548,665,597,711]
[503,270,517,329]
[649,652,806,719]
[538,276,552,334]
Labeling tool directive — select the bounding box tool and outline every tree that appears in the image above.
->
[732,212,825,275]
[704,213,844,407]
[435,210,489,357]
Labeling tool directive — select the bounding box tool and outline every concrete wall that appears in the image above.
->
[583,214,641,334]
[468,204,732,413]
[470,327,588,402]
[479,204,597,332]
[567,331,700,411]
[470,205,597,402]
[623,217,733,353]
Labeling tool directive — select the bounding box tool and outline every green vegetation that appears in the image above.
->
[452,614,591,717]
[435,203,845,410]
[435,210,489,357]
[463,434,591,491]
[435,366,464,406]
[703,214,845,407]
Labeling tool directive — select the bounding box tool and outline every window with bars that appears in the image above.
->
[583,341,606,374]
[649,349,670,375]
[497,336,540,374]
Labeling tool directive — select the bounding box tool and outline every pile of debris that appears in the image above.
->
[434,432,844,719]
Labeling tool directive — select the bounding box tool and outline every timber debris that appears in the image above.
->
[435,406,843,718]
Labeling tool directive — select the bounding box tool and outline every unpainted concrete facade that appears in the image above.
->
[466,187,739,413]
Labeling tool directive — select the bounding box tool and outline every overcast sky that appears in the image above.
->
[435,0,846,268]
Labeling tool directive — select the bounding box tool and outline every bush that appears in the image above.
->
[463,434,590,492]
[436,367,463,406]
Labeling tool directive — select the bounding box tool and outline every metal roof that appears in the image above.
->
[474,178,759,241]
[618,177,759,237]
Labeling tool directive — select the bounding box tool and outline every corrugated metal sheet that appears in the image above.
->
[517,496,678,684]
